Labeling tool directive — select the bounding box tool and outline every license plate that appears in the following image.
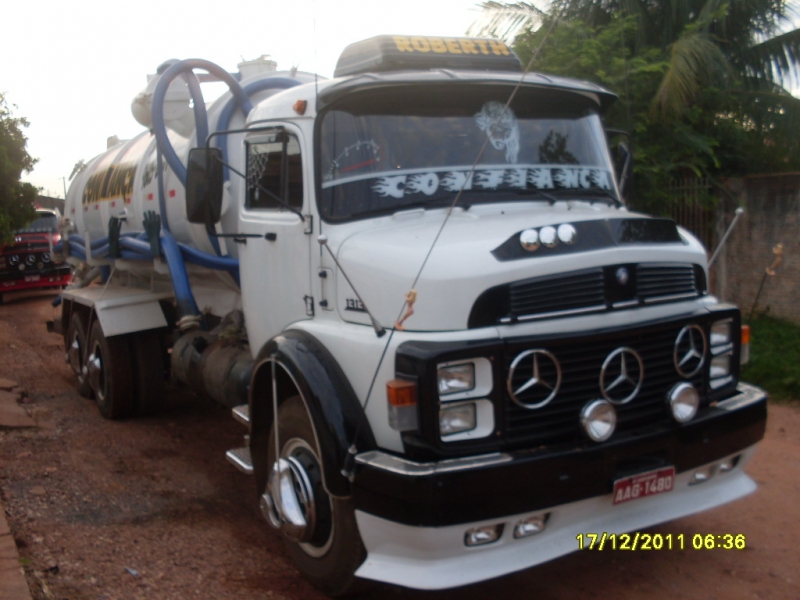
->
[24,275,41,282]
[613,466,675,505]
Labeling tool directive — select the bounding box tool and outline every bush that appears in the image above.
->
[742,314,800,402]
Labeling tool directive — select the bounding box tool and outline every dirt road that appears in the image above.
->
[0,293,798,600]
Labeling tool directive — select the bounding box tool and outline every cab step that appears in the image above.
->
[226,447,254,475]
[232,404,250,426]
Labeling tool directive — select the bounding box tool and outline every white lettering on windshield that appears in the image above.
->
[368,166,612,198]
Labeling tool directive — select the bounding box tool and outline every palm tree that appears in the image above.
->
[468,1,800,208]
[470,0,800,117]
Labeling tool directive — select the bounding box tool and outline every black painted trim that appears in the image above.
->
[352,395,767,526]
[491,218,684,262]
[249,330,376,497]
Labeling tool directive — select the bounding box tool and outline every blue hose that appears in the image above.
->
[215,77,301,180]
[160,231,200,317]
[152,59,252,185]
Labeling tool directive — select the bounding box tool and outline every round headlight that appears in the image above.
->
[519,229,540,251]
[668,382,700,423]
[580,399,617,442]
[539,226,558,248]
[557,223,577,244]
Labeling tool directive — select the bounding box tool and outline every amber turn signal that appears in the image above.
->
[387,379,418,406]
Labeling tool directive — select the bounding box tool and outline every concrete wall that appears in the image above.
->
[711,173,800,323]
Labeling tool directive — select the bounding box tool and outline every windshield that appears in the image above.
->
[318,85,619,222]
[17,213,58,233]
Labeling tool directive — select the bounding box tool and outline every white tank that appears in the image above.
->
[65,57,315,263]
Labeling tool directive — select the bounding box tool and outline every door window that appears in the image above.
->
[246,131,303,211]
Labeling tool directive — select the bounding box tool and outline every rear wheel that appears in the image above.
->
[86,323,135,420]
[66,312,92,398]
[264,396,366,596]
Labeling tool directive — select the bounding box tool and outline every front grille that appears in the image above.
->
[470,262,704,327]
[509,268,605,317]
[637,264,698,302]
[502,319,706,447]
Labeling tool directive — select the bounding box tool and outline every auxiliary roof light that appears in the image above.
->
[557,223,577,244]
[519,228,540,252]
[539,226,558,248]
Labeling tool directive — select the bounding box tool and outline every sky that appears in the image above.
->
[1,0,486,198]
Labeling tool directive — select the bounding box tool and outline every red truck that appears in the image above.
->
[0,208,71,296]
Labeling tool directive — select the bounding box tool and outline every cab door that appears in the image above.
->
[237,126,312,353]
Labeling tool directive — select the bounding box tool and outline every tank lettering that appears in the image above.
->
[82,163,138,205]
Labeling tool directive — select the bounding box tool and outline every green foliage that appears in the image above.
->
[478,1,800,213]
[0,93,38,243]
[742,314,800,402]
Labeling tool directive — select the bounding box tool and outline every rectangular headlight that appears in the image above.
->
[439,402,476,436]
[710,320,732,346]
[437,362,475,396]
[710,353,731,379]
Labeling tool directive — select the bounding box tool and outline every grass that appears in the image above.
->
[742,313,800,402]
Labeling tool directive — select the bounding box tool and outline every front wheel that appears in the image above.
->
[264,396,366,596]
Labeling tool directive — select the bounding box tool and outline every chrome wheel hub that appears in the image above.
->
[262,455,316,543]
[86,347,104,400]
[67,337,82,376]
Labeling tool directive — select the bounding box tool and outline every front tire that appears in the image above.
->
[265,396,366,596]
[86,323,135,420]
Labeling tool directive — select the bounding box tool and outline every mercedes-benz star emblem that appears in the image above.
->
[674,324,707,377]
[507,349,562,410]
[600,347,644,404]
[616,267,629,286]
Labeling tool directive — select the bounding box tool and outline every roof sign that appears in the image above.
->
[334,35,522,78]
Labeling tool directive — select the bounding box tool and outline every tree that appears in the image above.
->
[0,93,37,243]
[470,1,800,212]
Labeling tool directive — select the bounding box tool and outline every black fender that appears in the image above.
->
[249,329,377,498]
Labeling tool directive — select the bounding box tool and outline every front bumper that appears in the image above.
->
[351,382,766,588]
[353,383,766,527]
[0,267,71,293]
[354,447,758,589]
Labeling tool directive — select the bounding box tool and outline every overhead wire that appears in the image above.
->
[341,7,569,477]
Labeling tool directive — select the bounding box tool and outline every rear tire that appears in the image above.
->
[266,396,367,597]
[86,323,135,420]
[66,312,92,398]
[131,330,165,416]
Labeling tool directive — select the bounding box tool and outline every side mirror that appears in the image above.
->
[186,147,223,225]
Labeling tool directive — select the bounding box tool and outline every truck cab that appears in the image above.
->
[1,208,71,297]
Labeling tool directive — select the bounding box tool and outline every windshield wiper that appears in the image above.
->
[507,188,559,204]
[561,187,622,207]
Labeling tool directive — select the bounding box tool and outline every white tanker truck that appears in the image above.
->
[52,35,767,595]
